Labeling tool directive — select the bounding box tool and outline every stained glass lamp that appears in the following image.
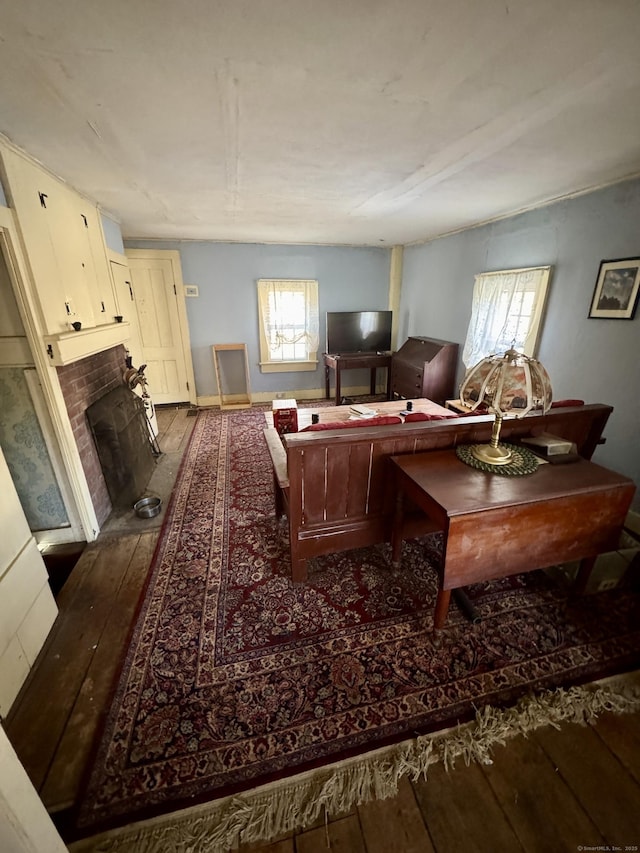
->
[459,348,553,467]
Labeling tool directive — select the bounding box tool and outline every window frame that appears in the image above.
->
[462,265,551,368]
[256,278,319,373]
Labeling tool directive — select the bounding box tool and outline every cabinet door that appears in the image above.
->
[1,150,72,334]
[73,197,117,326]
[110,260,144,366]
[2,148,116,334]
[43,184,97,328]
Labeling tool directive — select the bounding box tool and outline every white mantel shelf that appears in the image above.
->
[44,322,131,366]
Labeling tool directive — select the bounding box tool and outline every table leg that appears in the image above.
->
[369,367,376,395]
[434,587,452,630]
[325,364,330,399]
[334,364,341,405]
[572,555,597,597]
[291,559,308,583]
[385,365,391,400]
[452,588,481,624]
[391,490,405,567]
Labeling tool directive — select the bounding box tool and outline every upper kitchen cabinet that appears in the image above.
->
[0,145,116,336]
[72,193,118,326]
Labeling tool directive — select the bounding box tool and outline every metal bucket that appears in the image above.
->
[133,496,162,518]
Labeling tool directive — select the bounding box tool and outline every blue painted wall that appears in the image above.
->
[401,178,640,503]
[125,241,391,398]
[101,213,125,254]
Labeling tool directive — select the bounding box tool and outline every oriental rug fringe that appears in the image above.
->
[69,676,640,853]
[71,407,640,849]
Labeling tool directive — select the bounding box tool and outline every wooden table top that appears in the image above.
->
[390,449,635,627]
[390,449,635,517]
[264,398,454,430]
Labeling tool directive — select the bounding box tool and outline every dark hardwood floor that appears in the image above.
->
[5,406,640,852]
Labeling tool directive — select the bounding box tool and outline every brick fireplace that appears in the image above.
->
[56,345,129,526]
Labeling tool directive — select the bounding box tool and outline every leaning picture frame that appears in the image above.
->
[589,257,640,319]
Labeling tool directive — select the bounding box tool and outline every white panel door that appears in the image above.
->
[125,255,192,404]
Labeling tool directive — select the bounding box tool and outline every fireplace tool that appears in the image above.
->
[123,364,161,457]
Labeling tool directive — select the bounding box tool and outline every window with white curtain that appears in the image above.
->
[462,266,551,368]
[257,279,319,372]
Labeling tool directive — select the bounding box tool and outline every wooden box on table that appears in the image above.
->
[272,399,298,436]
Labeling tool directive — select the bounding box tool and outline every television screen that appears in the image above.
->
[326,311,392,354]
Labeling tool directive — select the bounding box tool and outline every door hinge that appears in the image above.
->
[173,284,177,295]
[46,344,54,359]
[39,191,48,208]
[186,381,190,391]
[81,214,88,228]
[126,281,134,300]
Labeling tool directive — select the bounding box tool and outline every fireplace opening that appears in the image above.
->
[86,386,156,507]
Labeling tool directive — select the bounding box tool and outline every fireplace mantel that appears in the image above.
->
[44,321,131,367]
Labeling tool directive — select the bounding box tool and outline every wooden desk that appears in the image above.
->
[323,352,392,406]
[390,450,635,630]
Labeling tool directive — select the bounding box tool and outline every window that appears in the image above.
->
[462,266,551,367]
[257,279,319,372]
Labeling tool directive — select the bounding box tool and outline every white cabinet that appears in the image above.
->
[110,258,144,366]
[74,195,118,326]
[0,145,117,336]
[2,151,71,334]
[0,446,57,716]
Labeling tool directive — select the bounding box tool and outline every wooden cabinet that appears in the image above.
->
[1,145,116,336]
[390,336,459,404]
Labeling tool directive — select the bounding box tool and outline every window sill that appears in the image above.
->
[259,360,318,373]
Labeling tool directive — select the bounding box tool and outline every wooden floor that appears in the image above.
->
[5,406,640,852]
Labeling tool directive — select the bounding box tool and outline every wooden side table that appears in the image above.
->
[323,352,392,405]
[390,449,635,630]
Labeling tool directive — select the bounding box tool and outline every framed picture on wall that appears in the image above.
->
[589,257,640,319]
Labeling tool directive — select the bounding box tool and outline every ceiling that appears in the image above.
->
[2,0,640,247]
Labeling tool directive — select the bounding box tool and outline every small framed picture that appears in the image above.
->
[589,257,640,319]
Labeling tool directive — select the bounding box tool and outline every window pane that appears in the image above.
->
[462,267,550,366]
[258,279,319,368]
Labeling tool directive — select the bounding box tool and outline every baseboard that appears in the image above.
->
[197,386,389,408]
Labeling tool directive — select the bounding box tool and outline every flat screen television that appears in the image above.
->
[326,310,392,354]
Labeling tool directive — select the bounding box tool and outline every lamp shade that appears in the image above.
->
[458,349,552,467]
[460,348,552,417]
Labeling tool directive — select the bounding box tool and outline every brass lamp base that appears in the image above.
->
[456,442,540,475]
[468,411,514,466]
[470,443,514,466]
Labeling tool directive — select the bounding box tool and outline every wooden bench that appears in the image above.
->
[264,403,614,582]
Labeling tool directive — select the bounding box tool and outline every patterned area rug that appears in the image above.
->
[73,407,640,839]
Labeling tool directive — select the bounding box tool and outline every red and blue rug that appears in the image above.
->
[73,407,640,840]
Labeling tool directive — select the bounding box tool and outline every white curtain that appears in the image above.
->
[257,279,319,359]
[462,266,550,368]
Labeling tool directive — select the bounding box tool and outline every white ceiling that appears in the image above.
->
[2,0,640,247]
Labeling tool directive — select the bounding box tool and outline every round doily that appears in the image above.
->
[456,442,540,476]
